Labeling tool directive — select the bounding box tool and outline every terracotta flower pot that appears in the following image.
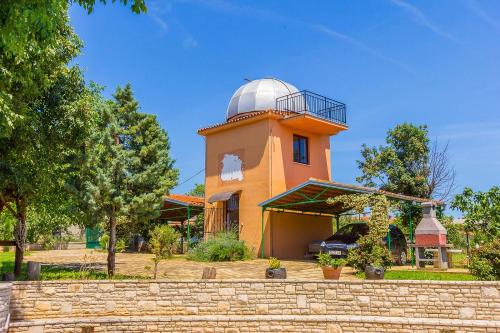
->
[321,266,342,280]
[265,268,287,279]
[364,265,385,280]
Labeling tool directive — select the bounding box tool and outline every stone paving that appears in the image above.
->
[26,249,468,280]
[26,249,351,280]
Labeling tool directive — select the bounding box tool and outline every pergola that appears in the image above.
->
[159,194,204,247]
[258,178,440,260]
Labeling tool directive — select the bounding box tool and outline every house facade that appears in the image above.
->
[198,78,348,258]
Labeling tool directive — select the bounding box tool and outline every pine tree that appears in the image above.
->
[83,84,178,276]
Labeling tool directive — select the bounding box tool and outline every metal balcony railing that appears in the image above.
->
[275,90,347,126]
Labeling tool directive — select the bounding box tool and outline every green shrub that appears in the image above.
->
[149,225,179,259]
[347,242,392,272]
[268,257,281,269]
[116,239,127,253]
[317,253,345,268]
[149,225,180,278]
[39,234,56,250]
[187,232,252,262]
[99,234,109,250]
[328,194,393,272]
[99,234,126,253]
[468,239,499,281]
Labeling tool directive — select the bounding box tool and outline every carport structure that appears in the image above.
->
[159,194,204,247]
[258,179,435,260]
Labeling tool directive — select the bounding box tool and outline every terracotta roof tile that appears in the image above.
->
[197,109,294,134]
[164,194,204,207]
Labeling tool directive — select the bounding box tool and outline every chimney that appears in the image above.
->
[415,202,447,246]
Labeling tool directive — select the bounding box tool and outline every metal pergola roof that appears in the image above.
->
[159,194,204,221]
[257,179,438,260]
[259,178,437,216]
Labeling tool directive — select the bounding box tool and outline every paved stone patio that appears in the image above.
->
[26,249,468,280]
[26,249,354,280]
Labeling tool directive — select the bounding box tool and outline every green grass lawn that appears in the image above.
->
[0,251,148,280]
[357,269,476,281]
[451,252,468,268]
[0,251,29,277]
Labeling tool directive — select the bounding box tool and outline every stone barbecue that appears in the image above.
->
[415,202,447,246]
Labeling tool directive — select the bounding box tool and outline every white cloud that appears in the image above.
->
[466,0,500,31]
[179,0,411,73]
[437,122,500,140]
[312,24,414,74]
[183,36,199,48]
[149,1,172,33]
[390,0,459,42]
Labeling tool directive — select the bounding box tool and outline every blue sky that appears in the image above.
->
[70,0,500,208]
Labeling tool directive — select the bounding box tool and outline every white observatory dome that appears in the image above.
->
[226,78,299,120]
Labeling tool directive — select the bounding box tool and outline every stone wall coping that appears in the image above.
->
[9,315,500,328]
[0,283,12,289]
[10,279,500,286]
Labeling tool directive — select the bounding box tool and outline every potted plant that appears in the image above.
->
[328,194,394,280]
[265,257,286,279]
[317,253,345,280]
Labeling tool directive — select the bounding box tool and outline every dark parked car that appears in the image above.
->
[309,222,408,265]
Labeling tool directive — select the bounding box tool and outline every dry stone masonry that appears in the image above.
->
[5,280,500,332]
[0,283,11,333]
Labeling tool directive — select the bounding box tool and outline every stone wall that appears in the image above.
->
[8,315,500,333]
[8,280,500,332]
[0,283,11,333]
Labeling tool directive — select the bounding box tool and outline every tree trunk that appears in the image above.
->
[153,261,158,279]
[14,199,27,277]
[107,210,117,277]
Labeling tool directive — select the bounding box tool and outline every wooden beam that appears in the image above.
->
[0,240,16,246]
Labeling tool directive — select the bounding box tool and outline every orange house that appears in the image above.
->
[198,78,348,259]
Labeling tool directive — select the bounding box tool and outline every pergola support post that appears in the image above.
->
[409,202,415,267]
[186,206,191,249]
[180,220,184,254]
[260,207,265,258]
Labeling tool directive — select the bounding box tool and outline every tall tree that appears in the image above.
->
[0,0,147,276]
[187,183,205,197]
[0,0,146,137]
[0,68,98,276]
[451,187,500,242]
[357,123,456,227]
[83,84,178,276]
[357,123,430,199]
[357,123,456,202]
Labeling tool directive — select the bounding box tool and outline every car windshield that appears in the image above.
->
[326,223,369,242]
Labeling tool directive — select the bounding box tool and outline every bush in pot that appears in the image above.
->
[265,257,286,279]
[328,194,393,280]
[317,253,345,280]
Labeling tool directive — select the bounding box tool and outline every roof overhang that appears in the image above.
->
[208,190,240,203]
[159,194,204,221]
[259,179,441,216]
[198,110,283,136]
[279,113,348,135]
